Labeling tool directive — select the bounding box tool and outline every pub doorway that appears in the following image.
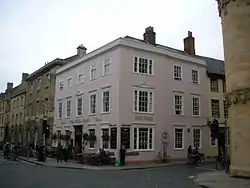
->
[74,125,83,153]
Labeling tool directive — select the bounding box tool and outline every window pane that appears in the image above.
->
[138,128,148,150]
[175,128,183,149]
[121,128,130,149]
[193,129,201,148]
[102,91,110,112]
[110,128,117,149]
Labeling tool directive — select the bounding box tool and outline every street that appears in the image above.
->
[0,156,215,188]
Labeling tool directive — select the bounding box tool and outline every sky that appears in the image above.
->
[0,0,223,91]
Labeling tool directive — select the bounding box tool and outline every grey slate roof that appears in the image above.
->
[124,36,225,76]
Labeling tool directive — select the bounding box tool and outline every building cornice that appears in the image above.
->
[57,38,206,75]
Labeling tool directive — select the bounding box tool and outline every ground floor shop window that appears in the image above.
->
[133,127,153,151]
[121,127,130,149]
[101,128,109,149]
[110,127,117,149]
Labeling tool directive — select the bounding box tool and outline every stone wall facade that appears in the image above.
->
[217,0,250,177]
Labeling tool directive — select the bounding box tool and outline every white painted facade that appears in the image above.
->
[54,37,209,162]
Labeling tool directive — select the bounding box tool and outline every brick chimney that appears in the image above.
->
[22,73,29,82]
[77,45,87,57]
[184,31,195,56]
[143,26,156,45]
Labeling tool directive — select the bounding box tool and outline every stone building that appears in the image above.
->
[9,73,28,143]
[203,57,227,157]
[0,83,13,141]
[24,48,82,146]
[54,27,211,163]
[216,0,250,177]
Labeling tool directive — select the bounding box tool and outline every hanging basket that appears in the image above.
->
[51,133,57,140]
[102,134,110,141]
[83,133,89,141]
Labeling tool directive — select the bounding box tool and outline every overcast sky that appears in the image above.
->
[0,0,223,91]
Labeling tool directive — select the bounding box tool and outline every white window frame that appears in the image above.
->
[65,99,71,118]
[101,127,110,150]
[192,96,200,117]
[103,58,111,76]
[77,73,84,84]
[89,92,97,115]
[192,128,202,149]
[211,78,218,92]
[133,56,154,75]
[90,64,97,80]
[133,88,154,113]
[88,128,96,149]
[58,101,63,119]
[101,90,110,113]
[174,127,184,150]
[59,81,64,91]
[192,69,199,84]
[173,94,184,115]
[76,95,83,117]
[67,77,72,87]
[173,65,183,81]
[133,126,154,151]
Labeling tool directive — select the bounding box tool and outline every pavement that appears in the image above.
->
[0,154,216,188]
[194,171,250,188]
[18,155,189,170]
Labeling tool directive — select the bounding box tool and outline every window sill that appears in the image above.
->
[132,149,154,152]
[174,114,184,116]
[133,72,154,76]
[90,78,97,81]
[211,145,217,148]
[133,111,154,114]
[103,72,111,77]
[192,115,201,118]
[65,117,71,119]
[174,148,184,150]
[88,113,96,117]
[192,81,199,84]
[76,115,83,118]
[101,111,110,115]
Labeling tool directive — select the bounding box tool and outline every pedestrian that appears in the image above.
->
[56,142,63,162]
[63,145,68,162]
[119,145,126,166]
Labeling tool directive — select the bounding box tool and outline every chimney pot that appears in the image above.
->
[143,26,156,45]
[184,31,195,56]
[188,31,192,37]
[77,45,87,57]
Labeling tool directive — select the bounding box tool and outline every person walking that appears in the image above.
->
[56,142,63,163]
